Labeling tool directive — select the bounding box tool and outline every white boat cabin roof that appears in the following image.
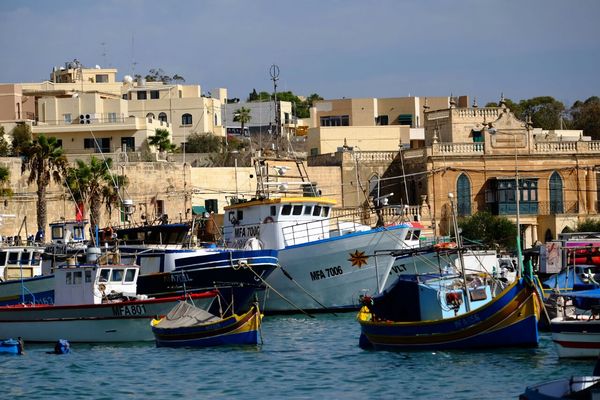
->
[49,220,88,244]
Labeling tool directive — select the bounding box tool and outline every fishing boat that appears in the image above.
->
[0,244,48,305]
[550,289,600,358]
[151,302,262,347]
[520,359,600,399]
[357,191,540,350]
[222,157,438,313]
[0,338,20,354]
[0,256,217,342]
[42,219,279,314]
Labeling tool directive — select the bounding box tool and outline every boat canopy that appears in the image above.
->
[564,288,600,310]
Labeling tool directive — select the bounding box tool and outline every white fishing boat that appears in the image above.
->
[222,157,437,313]
[0,256,216,342]
[0,244,47,305]
[551,289,600,358]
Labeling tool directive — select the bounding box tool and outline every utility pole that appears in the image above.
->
[270,64,280,154]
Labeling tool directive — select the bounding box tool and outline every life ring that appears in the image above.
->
[434,242,457,250]
[263,216,275,224]
[98,283,106,293]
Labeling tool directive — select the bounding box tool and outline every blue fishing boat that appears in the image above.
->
[0,338,20,354]
[151,302,262,347]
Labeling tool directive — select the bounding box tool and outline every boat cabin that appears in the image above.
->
[0,246,44,281]
[49,220,88,245]
[54,264,139,306]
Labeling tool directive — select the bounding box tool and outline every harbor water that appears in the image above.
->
[0,312,592,399]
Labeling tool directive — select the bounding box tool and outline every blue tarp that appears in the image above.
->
[564,288,600,310]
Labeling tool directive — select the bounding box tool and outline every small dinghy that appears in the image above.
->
[0,338,20,355]
[151,301,262,347]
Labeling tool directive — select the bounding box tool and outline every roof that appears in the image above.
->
[224,197,336,210]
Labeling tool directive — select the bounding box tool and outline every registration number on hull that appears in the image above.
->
[112,304,148,317]
[310,266,344,281]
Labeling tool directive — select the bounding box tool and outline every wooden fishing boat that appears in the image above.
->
[358,277,540,350]
[151,302,262,347]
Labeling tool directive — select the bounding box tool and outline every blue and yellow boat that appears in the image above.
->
[357,277,541,351]
[151,301,262,347]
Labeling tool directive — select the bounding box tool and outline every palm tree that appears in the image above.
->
[149,128,176,153]
[233,107,252,137]
[64,156,114,234]
[102,174,129,221]
[21,134,68,240]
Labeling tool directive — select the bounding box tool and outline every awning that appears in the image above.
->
[192,205,207,215]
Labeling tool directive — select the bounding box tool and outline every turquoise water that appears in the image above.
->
[0,313,593,399]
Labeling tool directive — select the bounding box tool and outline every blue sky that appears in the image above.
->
[1,0,598,107]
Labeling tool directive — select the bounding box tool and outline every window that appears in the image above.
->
[73,271,82,284]
[236,210,244,221]
[7,252,18,264]
[85,270,92,283]
[111,269,124,282]
[66,272,72,285]
[99,269,110,282]
[282,205,292,215]
[146,113,155,119]
[108,112,117,123]
[182,113,192,125]
[549,172,564,214]
[63,113,72,124]
[84,138,95,149]
[320,115,349,127]
[125,269,136,282]
[322,206,330,217]
[122,94,129,100]
[313,205,322,216]
[121,137,135,152]
[21,251,30,264]
[156,199,165,217]
[376,115,389,125]
[32,252,42,264]
[137,91,147,100]
[472,130,483,143]
[398,114,413,126]
[95,74,109,83]
[304,206,312,215]
[150,90,160,99]
[51,225,64,240]
[270,206,277,216]
[457,174,471,216]
[158,112,168,122]
[0,252,5,265]
[56,139,63,148]
[292,205,303,215]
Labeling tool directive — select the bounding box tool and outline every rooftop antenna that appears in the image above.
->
[269,64,280,153]
[100,41,108,67]
[131,34,137,76]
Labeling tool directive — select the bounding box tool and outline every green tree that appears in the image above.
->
[21,134,68,239]
[573,218,600,233]
[11,123,32,156]
[247,89,259,102]
[233,107,252,137]
[0,164,12,197]
[519,96,565,130]
[149,128,176,152]
[458,211,517,251]
[485,98,523,116]
[185,133,223,153]
[571,97,600,139]
[101,174,129,221]
[64,157,115,232]
[135,68,185,84]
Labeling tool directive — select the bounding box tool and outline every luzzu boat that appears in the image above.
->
[151,302,262,347]
[357,276,540,350]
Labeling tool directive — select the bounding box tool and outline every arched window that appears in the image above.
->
[182,113,192,126]
[457,173,471,216]
[146,113,155,119]
[158,112,167,122]
[549,171,563,214]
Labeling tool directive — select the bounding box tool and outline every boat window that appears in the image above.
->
[405,231,413,240]
[66,272,72,285]
[21,251,30,264]
[282,205,292,215]
[73,271,82,285]
[270,206,277,216]
[304,205,313,215]
[237,210,244,221]
[73,226,84,240]
[124,269,136,283]
[0,252,6,265]
[32,252,42,264]
[322,207,330,217]
[51,225,64,240]
[413,230,421,239]
[7,252,18,264]
[85,270,92,283]
[99,269,110,282]
[292,205,303,215]
[111,269,124,282]
[313,205,322,216]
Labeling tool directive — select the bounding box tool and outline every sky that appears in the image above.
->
[1,0,599,107]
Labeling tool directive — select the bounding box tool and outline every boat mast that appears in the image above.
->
[448,192,470,312]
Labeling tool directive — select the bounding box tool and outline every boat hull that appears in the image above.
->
[520,377,600,399]
[0,292,216,342]
[551,319,600,358]
[262,225,436,313]
[152,305,261,347]
[0,275,54,306]
[358,279,540,350]
[138,249,278,313]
